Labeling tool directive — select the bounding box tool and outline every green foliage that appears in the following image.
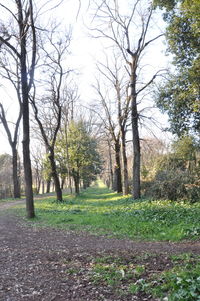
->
[156,72,200,136]
[42,154,52,181]
[152,263,200,300]
[64,120,102,187]
[143,169,200,202]
[155,0,200,136]
[14,183,200,242]
[128,254,200,301]
[143,135,200,202]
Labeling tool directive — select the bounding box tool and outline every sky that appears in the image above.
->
[0,0,172,155]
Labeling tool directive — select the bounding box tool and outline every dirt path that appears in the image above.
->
[0,202,200,301]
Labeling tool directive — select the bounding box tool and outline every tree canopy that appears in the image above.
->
[155,0,200,137]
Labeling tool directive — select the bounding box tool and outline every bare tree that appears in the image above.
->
[92,0,164,198]
[31,27,72,202]
[95,53,131,194]
[0,0,38,217]
[0,36,24,198]
[0,102,21,198]
[93,79,122,192]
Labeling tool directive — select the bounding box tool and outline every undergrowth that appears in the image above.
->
[11,182,200,242]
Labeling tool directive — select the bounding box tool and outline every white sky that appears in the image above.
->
[0,0,172,155]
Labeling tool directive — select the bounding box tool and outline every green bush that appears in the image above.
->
[142,170,200,202]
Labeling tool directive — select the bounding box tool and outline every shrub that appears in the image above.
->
[142,170,200,202]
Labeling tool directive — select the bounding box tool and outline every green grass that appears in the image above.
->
[0,197,22,203]
[141,255,200,301]
[10,182,200,242]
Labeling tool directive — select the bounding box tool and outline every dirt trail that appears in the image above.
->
[0,201,200,300]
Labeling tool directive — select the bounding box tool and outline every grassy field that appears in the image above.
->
[13,181,200,242]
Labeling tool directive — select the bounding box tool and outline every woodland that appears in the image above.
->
[0,0,199,300]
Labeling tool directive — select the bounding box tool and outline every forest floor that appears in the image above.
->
[0,197,200,300]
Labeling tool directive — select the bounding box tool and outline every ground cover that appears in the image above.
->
[14,182,200,242]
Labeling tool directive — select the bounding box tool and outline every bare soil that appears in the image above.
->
[0,201,200,301]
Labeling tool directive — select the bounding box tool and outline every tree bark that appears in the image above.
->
[48,152,63,201]
[121,127,129,195]
[113,139,122,193]
[131,76,141,199]
[19,0,35,218]
[12,147,21,198]
[20,48,35,217]
[46,178,51,193]
[108,139,114,190]
[73,174,80,195]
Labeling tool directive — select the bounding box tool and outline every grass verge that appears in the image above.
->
[9,182,200,242]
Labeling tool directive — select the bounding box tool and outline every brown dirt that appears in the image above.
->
[0,201,200,301]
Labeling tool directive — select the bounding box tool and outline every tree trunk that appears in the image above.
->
[46,178,51,193]
[108,140,114,190]
[131,76,141,199]
[113,140,122,193]
[48,152,63,201]
[20,1,35,218]
[42,181,45,194]
[121,128,129,195]
[21,64,35,217]
[73,172,80,195]
[61,177,66,189]
[22,105,35,217]
[12,147,21,198]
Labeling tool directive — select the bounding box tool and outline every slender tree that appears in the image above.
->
[0,103,21,198]
[0,0,37,217]
[96,54,131,194]
[31,27,72,202]
[93,79,123,192]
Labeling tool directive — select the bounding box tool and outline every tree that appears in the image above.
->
[0,0,37,218]
[0,153,13,199]
[67,120,102,195]
[0,104,21,198]
[94,54,131,194]
[93,78,123,193]
[31,27,72,202]
[92,0,164,198]
[155,0,200,137]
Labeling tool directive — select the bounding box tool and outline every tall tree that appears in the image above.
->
[155,0,200,137]
[0,0,37,217]
[95,54,131,194]
[92,0,164,198]
[31,27,72,202]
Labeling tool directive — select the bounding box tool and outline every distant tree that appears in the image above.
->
[95,53,131,194]
[67,120,102,195]
[93,78,122,193]
[0,103,21,198]
[0,153,12,199]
